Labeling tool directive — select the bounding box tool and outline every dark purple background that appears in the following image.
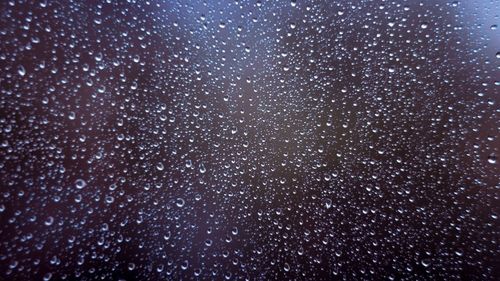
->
[0,0,499,280]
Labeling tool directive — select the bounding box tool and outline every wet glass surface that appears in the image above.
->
[0,0,499,280]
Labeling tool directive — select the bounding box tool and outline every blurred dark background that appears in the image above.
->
[0,0,499,280]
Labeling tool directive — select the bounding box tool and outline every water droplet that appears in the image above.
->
[156,162,164,171]
[17,65,26,76]
[323,198,332,209]
[199,163,206,173]
[176,198,185,207]
[284,263,291,272]
[75,179,86,189]
[163,231,171,240]
[487,154,496,164]
[181,260,189,270]
[44,216,54,226]
[105,195,114,204]
[194,268,201,276]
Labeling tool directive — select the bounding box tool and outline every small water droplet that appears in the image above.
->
[421,259,431,267]
[75,179,86,189]
[284,263,291,272]
[163,231,171,240]
[43,273,52,281]
[487,154,496,164]
[176,198,185,207]
[105,195,114,204]
[199,163,206,173]
[323,198,332,209]
[44,216,54,226]
[181,260,189,270]
[156,162,164,171]
[17,65,26,76]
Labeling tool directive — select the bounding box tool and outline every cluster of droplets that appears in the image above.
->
[0,0,498,280]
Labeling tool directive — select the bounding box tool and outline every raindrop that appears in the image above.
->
[156,162,164,171]
[44,216,54,226]
[323,198,332,209]
[421,259,431,267]
[487,154,496,164]
[176,198,185,207]
[199,163,206,173]
[75,179,86,189]
[17,65,26,76]
[43,273,52,281]
[181,260,189,270]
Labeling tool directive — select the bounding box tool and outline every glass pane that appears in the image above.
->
[0,0,498,279]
